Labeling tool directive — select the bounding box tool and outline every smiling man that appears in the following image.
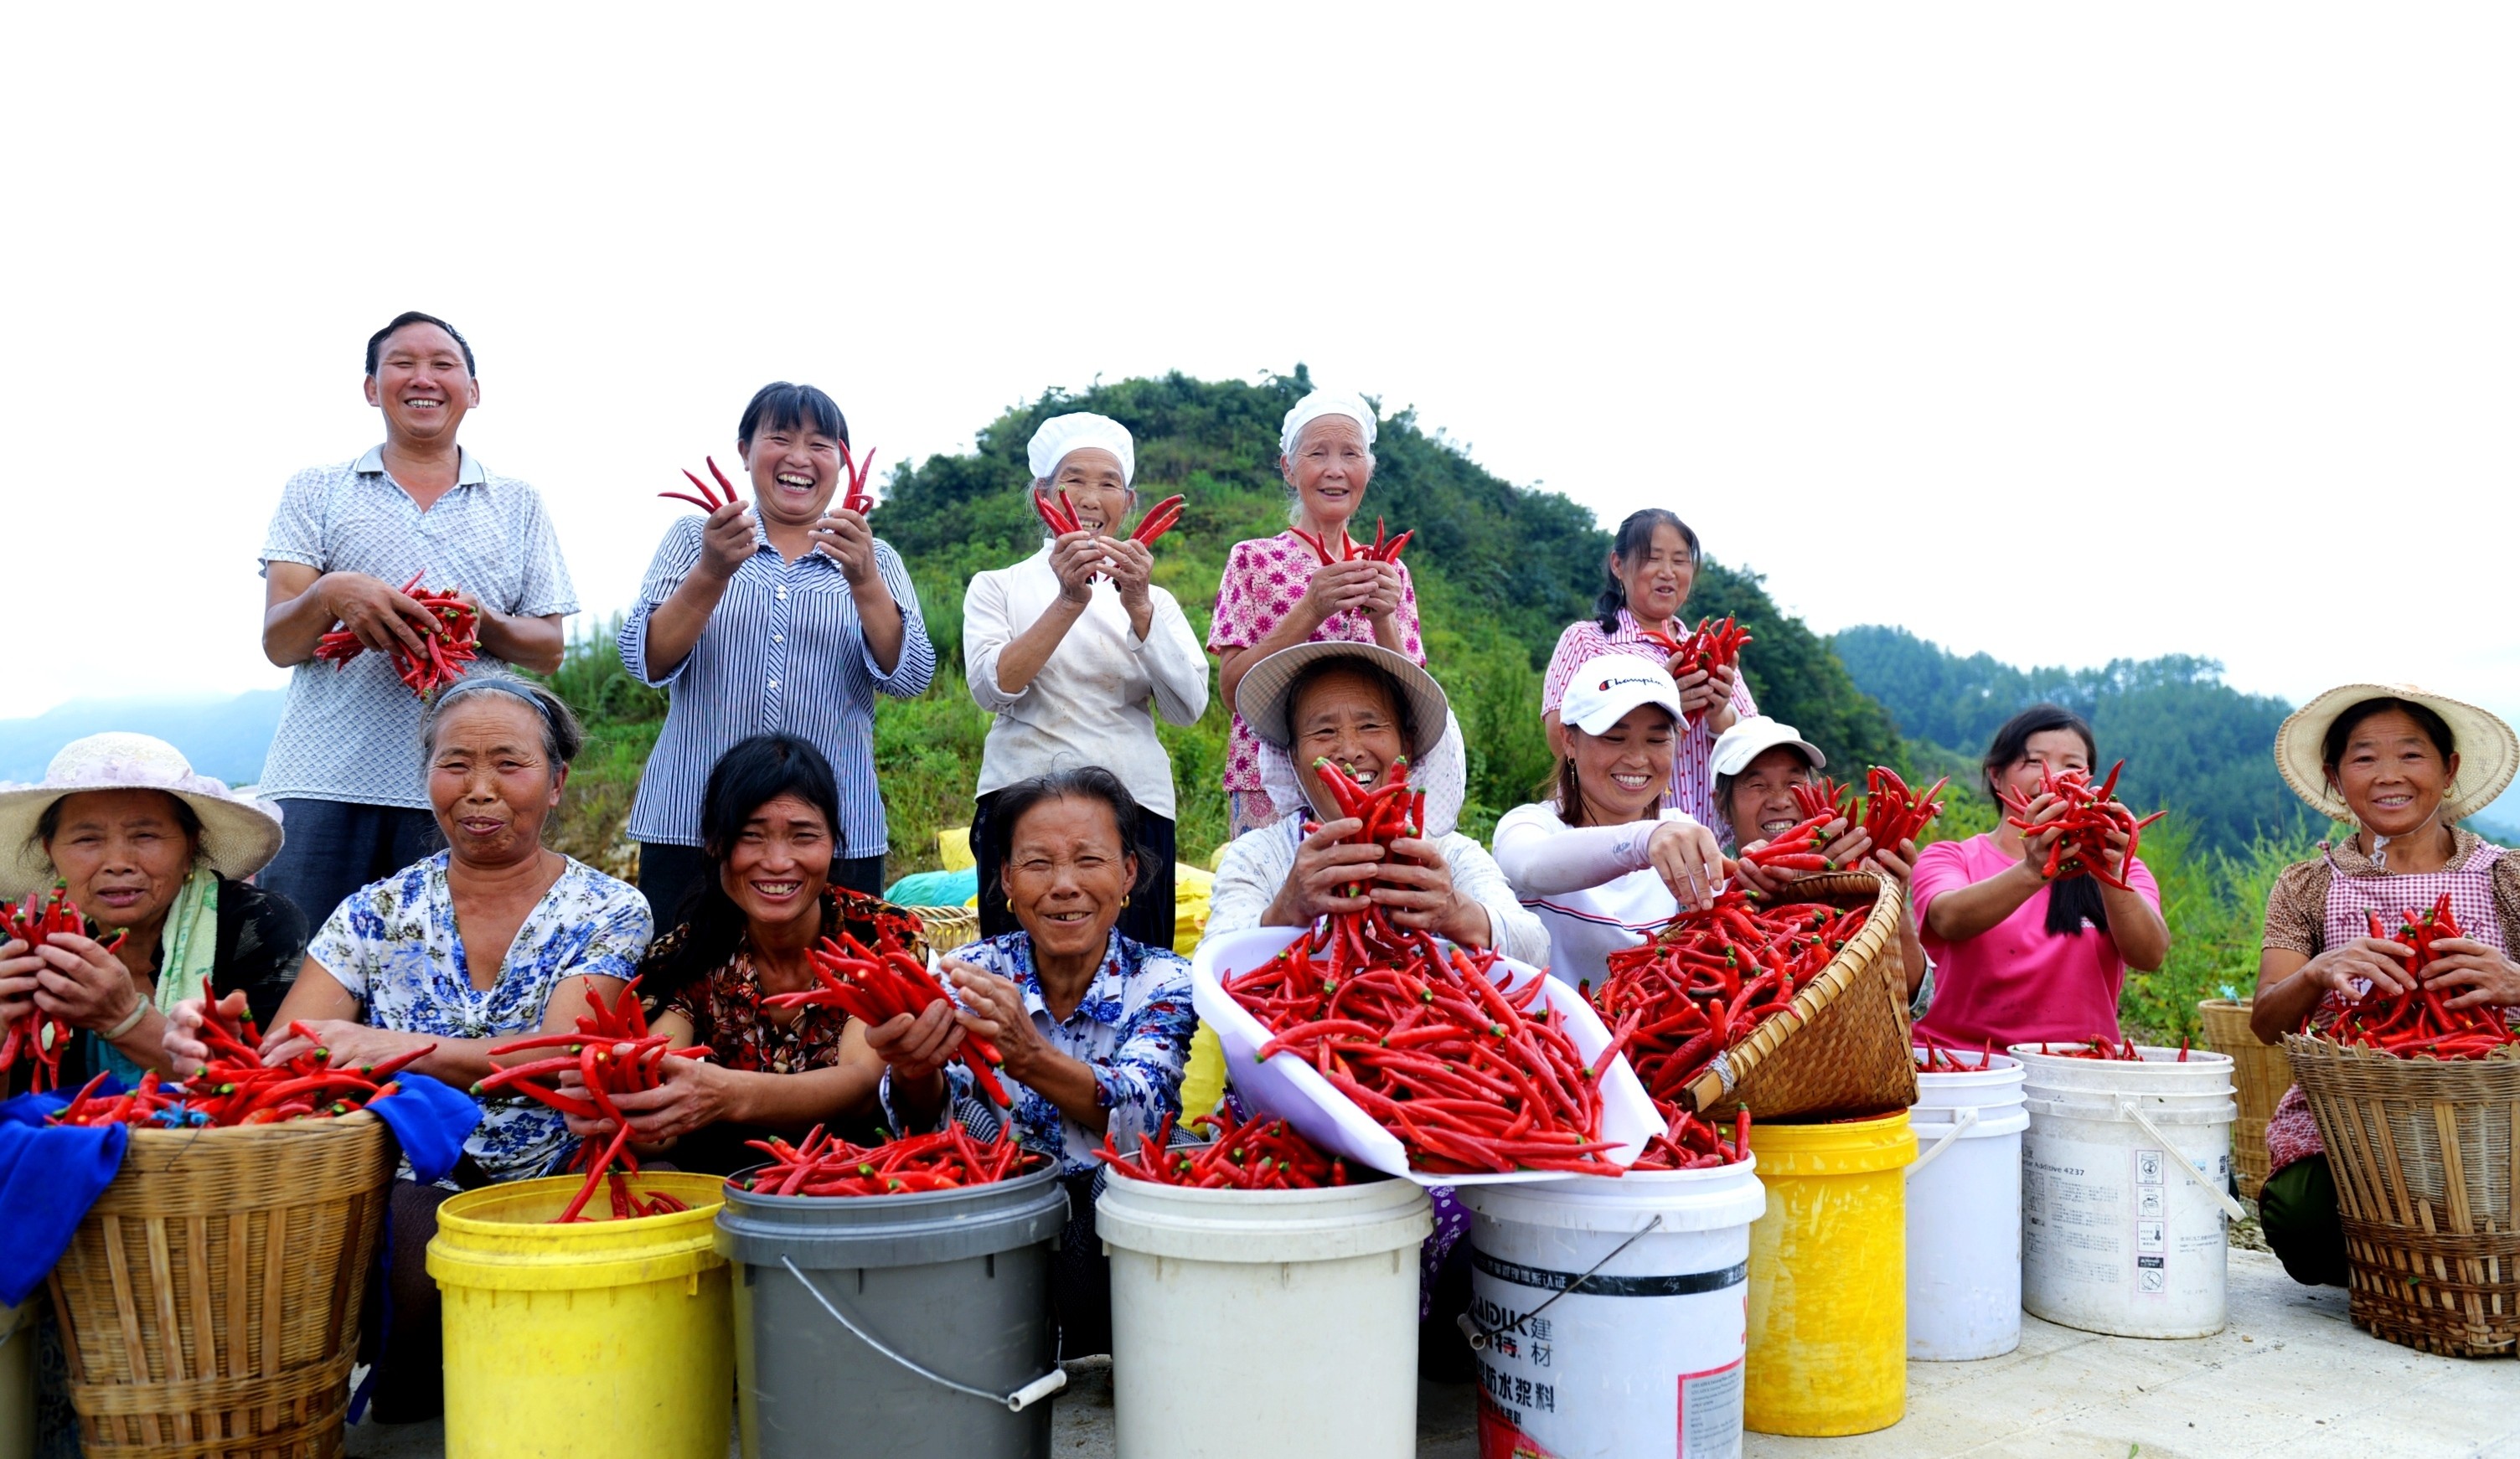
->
[254,312,579,930]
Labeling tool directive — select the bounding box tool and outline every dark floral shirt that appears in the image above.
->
[643,888,929,1074]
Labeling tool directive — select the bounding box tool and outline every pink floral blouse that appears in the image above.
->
[1207,530,1424,793]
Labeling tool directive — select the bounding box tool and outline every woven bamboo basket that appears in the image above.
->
[2283,1036,2520,1358]
[1675,870,1918,1121]
[46,1114,396,1458]
[906,903,980,953]
[2197,997,2286,1199]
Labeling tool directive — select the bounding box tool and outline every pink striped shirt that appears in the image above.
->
[1541,608,1757,829]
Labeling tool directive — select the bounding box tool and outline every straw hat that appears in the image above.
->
[2273,683,2519,825]
[0,733,286,899]
[1234,642,1451,763]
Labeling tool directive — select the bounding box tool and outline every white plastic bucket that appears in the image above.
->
[1459,1163,1766,1458]
[2011,1044,2241,1339]
[1097,1169,1432,1458]
[0,1301,29,1459]
[1905,1050,2030,1360]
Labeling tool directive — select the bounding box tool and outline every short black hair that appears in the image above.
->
[988,767,1152,899]
[365,312,477,377]
[737,382,849,451]
[2321,696,2456,777]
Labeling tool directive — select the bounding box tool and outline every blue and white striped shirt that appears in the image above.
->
[619,516,935,857]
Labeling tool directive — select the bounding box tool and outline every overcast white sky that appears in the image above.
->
[7,7,2515,732]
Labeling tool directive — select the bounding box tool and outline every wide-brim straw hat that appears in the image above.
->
[1235,642,1452,765]
[0,733,286,899]
[2274,683,2519,825]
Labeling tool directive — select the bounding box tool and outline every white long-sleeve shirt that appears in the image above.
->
[1491,802,1698,990]
[963,543,1210,819]
[1203,815,1552,970]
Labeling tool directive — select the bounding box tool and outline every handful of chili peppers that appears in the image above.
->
[740,1121,1037,1197]
[3,881,121,1094]
[1034,488,1185,548]
[1585,889,1871,1107]
[1292,516,1409,567]
[1098,1109,1352,1189]
[1639,616,1753,710]
[312,569,480,698]
[1629,1107,1752,1172]
[761,927,1012,1106]
[2314,894,2520,1059]
[1794,768,1950,852]
[48,998,431,1127]
[478,979,706,1223]
[2000,760,2165,890]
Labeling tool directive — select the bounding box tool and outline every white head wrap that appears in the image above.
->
[1026,412,1135,488]
[1278,389,1377,460]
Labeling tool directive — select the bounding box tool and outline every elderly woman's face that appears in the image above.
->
[1726,746,1818,848]
[44,790,197,931]
[1002,795,1135,964]
[1293,668,1410,816]
[1572,706,1677,823]
[2330,708,2459,839]
[1044,448,1133,534]
[1614,523,1696,626]
[427,697,565,867]
[720,794,833,931]
[1281,416,1373,528]
[742,418,844,528]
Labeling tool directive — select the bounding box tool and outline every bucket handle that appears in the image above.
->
[2115,1100,2248,1224]
[780,1256,1068,1413]
[1454,1214,1662,1353]
[1903,1105,1978,1181]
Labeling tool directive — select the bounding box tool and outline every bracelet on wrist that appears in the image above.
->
[100,998,151,1042]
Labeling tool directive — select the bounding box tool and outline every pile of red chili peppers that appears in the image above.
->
[1097,1109,1351,1189]
[1630,1107,1752,1171]
[312,569,481,698]
[1640,615,1753,685]
[2316,895,2520,1059]
[1793,767,1951,851]
[1223,766,1620,1176]
[2035,1035,2186,1062]
[2,882,116,1094]
[762,931,1012,1106]
[1999,760,2166,890]
[479,980,705,1223]
[1033,489,1185,548]
[1292,517,1410,567]
[1586,889,1871,1108]
[48,999,431,1127]
[739,1121,1036,1197]
[1915,1039,1995,1073]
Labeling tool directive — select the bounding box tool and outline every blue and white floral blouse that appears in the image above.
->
[880,930,1196,1176]
[307,852,653,1182]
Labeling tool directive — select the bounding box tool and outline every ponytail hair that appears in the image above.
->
[1981,704,2110,937]
[1595,509,1700,634]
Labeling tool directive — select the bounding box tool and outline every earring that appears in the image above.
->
[1121,895,1132,908]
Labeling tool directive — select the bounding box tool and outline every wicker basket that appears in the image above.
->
[906,903,980,953]
[47,1114,397,1457]
[1675,870,1918,1121]
[2283,1036,2520,1358]
[2197,997,2286,1199]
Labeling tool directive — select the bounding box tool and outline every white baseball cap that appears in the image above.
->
[1709,715,1826,780]
[1560,656,1685,736]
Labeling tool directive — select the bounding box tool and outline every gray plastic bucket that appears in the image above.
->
[715,1165,1071,1459]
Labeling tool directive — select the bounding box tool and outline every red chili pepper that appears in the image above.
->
[1998,760,2166,891]
[311,574,481,699]
[2311,894,2519,1059]
[836,439,880,516]
[741,1121,1038,1196]
[1097,1109,1350,1189]
[1033,488,1083,536]
[658,456,743,514]
[1128,494,1185,546]
[3,882,128,1095]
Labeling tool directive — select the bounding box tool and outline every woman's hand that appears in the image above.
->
[1671,666,1726,721]
[2299,937,2418,1003]
[1736,818,1870,899]
[1099,538,1156,610]
[1700,663,1743,732]
[1264,818,1381,926]
[693,498,757,583]
[163,991,244,1077]
[258,1018,424,1070]
[2013,792,2068,879]
[809,507,879,585]
[2417,936,2520,1012]
[861,998,964,1084]
[1646,821,1727,912]
[0,936,41,1035]
[559,1050,724,1144]
[1358,561,1404,623]
[944,962,1051,1080]
[23,933,144,1033]
[1047,530,1108,606]
[1867,838,1918,885]
[1297,558,1381,625]
[1370,838,1490,946]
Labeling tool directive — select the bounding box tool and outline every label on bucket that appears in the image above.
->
[2022,1127,2229,1337]
[1469,1250,1747,1459]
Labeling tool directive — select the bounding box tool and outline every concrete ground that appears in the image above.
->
[345,1246,2514,1459]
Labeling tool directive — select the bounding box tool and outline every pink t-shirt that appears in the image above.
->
[1206,531,1423,792]
[1909,833,2160,1051]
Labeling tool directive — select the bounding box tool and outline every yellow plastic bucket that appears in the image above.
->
[427,1172,733,1459]
[1743,1111,1916,1436]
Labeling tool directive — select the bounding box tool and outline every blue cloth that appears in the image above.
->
[886,867,978,908]
[0,1088,128,1307]
[365,1074,481,1186]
